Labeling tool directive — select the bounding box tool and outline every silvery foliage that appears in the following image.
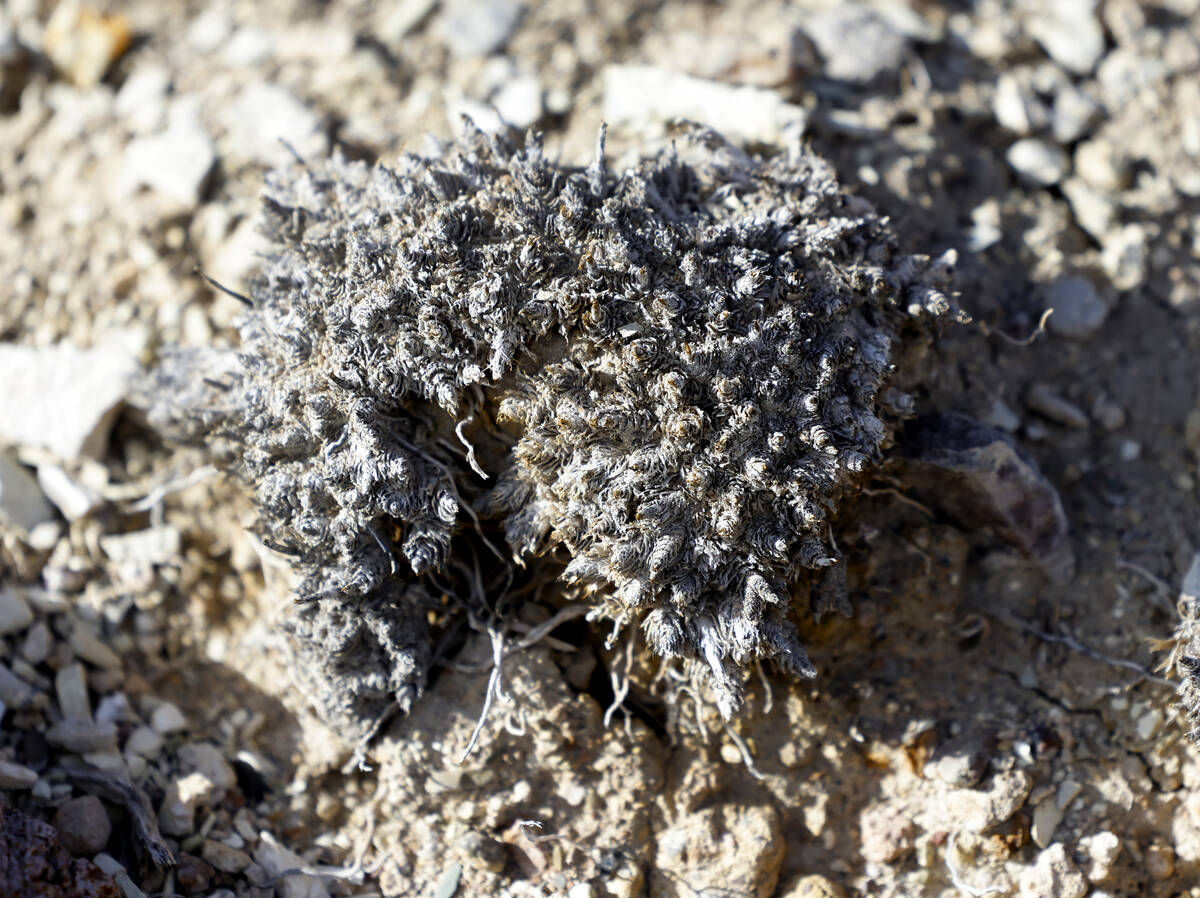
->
[1176,607,1200,742]
[147,122,957,737]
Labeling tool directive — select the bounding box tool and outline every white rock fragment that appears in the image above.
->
[994,73,1047,135]
[1061,178,1114,241]
[100,525,181,567]
[0,586,34,635]
[187,10,233,53]
[122,98,216,207]
[159,771,216,836]
[1007,138,1069,185]
[603,65,806,146]
[228,83,327,169]
[255,832,331,898]
[1052,85,1101,144]
[493,75,543,129]
[0,454,56,532]
[1075,139,1129,192]
[1102,225,1148,291]
[804,3,909,84]
[1078,830,1120,882]
[1031,795,1064,848]
[222,28,274,67]
[1018,843,1087,898]
[0,340,139,461]
[178,742,237,794]
[36,465,101,520]
[125,725,164,760]
[1027,0,1106,75]
[151,701,188,734]
[438,0,522,58]
[114,65,170,133]
[1043,276,1108,341]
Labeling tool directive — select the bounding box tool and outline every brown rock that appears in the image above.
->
[53,795,111,857]
[175,852,215,894]
[0,804,119,898]
[652,804,784,898]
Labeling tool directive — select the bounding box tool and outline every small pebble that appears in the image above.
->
[125,725,163,759]
[1026,384,1089,429]
[0,586,34,635]
[0,758,39,789]
[1119,439,1141,462]
[69,627,122,671]
[20,621,52,665]
[1146,841,1174,880]
[1007,139,1069,185]
[54,795,112,857]
[1078,831,1120,882]
[201,839,253,874]
[1043,276,1107,341]
[1091,398,1126,431]
[175,852,215,893]
[151,701,187,734]
[55,663,92,721]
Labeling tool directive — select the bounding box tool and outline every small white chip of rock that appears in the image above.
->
[1007,138,1069,186]
[1026,0,1106,75]
[1031,795,1064,848]
[0,586,34,635]
[227,82,327,169]
[603,65,806,146]
[36,465,101,521]
[100,525,181,567]
[1078,830,1120,882]
[151,701,188,734]
[178,742,236,794]
[438,0,522,58]
[0,340,139,461]
[255,832,331,898]
[121,97,216,207]
[803,3,909,84]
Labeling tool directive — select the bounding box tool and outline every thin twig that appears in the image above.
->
[126,465,218,512]
[1115,558,1177,616]
[450,605,588,672]
[862,486,935,518]
[979,308,1053,347]
[991,612,1174,688]
[455,415,489,480]
[458,623,508,763]
[604,632,636,729]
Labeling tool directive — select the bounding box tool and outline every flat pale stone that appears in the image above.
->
[0,340,139,460]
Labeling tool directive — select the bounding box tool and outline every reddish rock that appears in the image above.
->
[0,804,120,898]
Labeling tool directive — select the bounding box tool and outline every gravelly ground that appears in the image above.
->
[3,1,1200,897]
